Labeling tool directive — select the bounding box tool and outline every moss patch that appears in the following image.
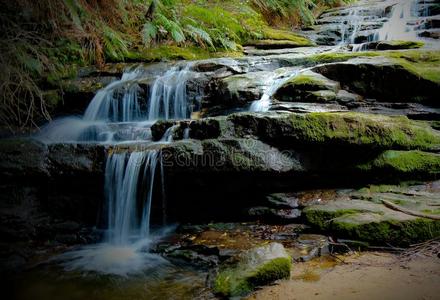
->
[376,40,424,50]
[304,200,440,246]
[358,150,440,175]
[129,46,243,62]
[262,28,314,45]
[214,243,291,297]
[283,112,440,150]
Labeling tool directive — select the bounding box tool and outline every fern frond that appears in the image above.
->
[184,25,214,49]
[142,22,157,45]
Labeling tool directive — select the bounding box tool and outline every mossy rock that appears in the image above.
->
[374,40,424,50]
[274,70,339,103]
[155,112,440,151]
[246,39,312,49]
[313,56,440,104]
[214,243,291,297]
[262,28,315,46]
[304,199,440,245]
[229,112,440,151]
[358,150,440,176]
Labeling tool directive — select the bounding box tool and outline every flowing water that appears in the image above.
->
[33,61,200,284]
[338,0,438,51]
[38,62,196,144]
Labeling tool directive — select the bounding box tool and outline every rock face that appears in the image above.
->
[149,111,440,224]
[0,139,106,271]
[213,243,291,297]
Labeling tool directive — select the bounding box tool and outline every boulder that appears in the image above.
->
[213,243,291,297]
[313,56,440,105]
[273,70,340,103]
[205,71,274,108]
[304,198,440,246]
[356,40,425,50]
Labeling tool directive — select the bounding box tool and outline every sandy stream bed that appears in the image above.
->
[247,252,440,300]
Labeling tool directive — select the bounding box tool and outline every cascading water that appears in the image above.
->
[48,62,196,275]
[105,151,159,244]
[38,62,196,144]
[249,69,302,112]
[349,0,439,51]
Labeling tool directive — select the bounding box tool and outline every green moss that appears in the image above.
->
[248,257,291,285]
[285,112,440,150]
[377,40,424,50]
[262,28,314,46]
[358,150,440,174]
[307,51,380,64]
[286,74,328,88]
[386,50,440,84]
[307,50,440,84]
[304,208,361,230]
[332,216,440,246]
[214,257,291,297]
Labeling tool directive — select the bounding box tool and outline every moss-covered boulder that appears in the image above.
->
[214,243,291,297]
[358,150,440,178]
[304,199,440,246]
[228,112,440,151]
[273,70,340,103]
[313,56,440,105]
[246,30,314,49]
[358,40,425,51]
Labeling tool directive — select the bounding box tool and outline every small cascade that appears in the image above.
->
[339,6,362,45]
[59,149,167,275]
[250,69,301,112]
[149,63,194,120]
[377,0,419,41]
[183,127,190,139]
[105,150,159,244]
[38,62,197,144]
[349,0,438,52]
[160,125,179,143]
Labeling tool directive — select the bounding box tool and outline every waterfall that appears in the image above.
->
[48,62,196,275]
[148,63,194,120]
[249,69,301,112]
[38,62,196,144]
[350,0,436,52]
[105,150,159,245]
[377,0,419,41]
[339,6,362,46]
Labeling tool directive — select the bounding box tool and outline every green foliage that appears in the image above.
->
[102,25,130,61]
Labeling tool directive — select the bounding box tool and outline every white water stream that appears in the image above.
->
[42,62,197,275]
